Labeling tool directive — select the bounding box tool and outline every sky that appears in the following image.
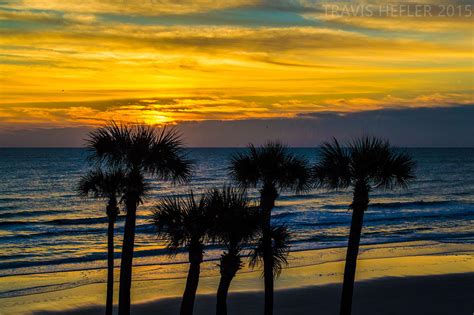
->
[0,0,473,147]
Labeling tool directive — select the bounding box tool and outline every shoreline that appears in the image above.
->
[35,273,474,315]
[0,240,473,314]
[1,239,471,278]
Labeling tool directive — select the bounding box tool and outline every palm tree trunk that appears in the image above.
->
[106,217,115,315]
[180,245,203,315]
[262,233,274,315]
[216,253,240,315]
[118,201,137,315]
[260,183,278,315]
[340,181,369,315]
[216,273,234,315]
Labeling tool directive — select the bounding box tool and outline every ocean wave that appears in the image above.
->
[48,215,126,226]
[0,228,104,240]
[0,215,126,228]
[0,209,70,219]
[0,221,155,241]
[273,212,297,219]
[292,230,474,249]
[298,220,346,227]
[451,191,472,196]
[297,209,474,228]
[0,220,30,227]
[363,227,432,236]
[370,200,454,209]
[304,235,347,242]
[320,204,349,210]
[0,247,185,272]
[279,193,324,201]
[319,200,457,210]
[0,205,19,211]
[0,197,35,202]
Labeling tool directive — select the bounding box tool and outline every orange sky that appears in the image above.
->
[0,0,473,130]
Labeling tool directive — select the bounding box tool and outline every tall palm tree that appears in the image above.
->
[207,187,261,315]
[87,122,192,315]
[313,136,415,315]
[152,192,212,315]
[78,169,126,315]
[229,142,310,315]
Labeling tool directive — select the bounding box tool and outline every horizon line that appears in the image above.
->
[1,146,474,149]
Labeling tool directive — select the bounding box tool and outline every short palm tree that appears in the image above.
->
[87,122,192,315]
[78,169,126,315]
[229,142,310,315]
[152,192,212,315]
[207,187,261,315]
[249,225,291,282]
[313,136,415,315]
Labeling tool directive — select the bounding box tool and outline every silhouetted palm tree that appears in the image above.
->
[207,187,261,315]
[229,142,310,315]
[87,122,192,315]
[152,192,212,315]
[313,137,415,315]
[78,169,126,315]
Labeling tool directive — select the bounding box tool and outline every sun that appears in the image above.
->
[141,112,175,126]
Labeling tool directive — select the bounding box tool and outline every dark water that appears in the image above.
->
[0,148,473,276]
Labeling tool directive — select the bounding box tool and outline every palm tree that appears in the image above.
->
[152,192,212,315]
[78,169,126,315]
[87,122,192,315]
[313,136,415,315]
[229,142,310,315]
[206,187,261,315]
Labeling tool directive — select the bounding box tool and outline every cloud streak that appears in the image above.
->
[2,105,473,147]
[0,0,472,138]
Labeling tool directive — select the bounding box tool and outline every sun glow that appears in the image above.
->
[142,112,175,126]
[0,0,472,129]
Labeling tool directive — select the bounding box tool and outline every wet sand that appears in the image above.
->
[1,241,473,314]
[36,273,474,315]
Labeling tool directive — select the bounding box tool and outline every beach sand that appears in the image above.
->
[1,241,473,314]
[36,273,474,315]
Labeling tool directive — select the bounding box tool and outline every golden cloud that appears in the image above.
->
[1,92,472,130]
[1,1,472,128]
[4,0,258,15]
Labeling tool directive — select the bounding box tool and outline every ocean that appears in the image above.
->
[0,148,473,278]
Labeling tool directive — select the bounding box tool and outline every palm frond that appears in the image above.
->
[86,122,192,185]
[77,170,104,198]
[145,127,193,183]
[228,147,260,188]
[350,136,390,180]
[376,149,416,189]
[77,168,126,199]
[249,225,291,279]
[152,196,187,251]
[86,121,132,168]
[313,138,351,189]
[151,191,211,253]
[126,124,157,167]
[348,136,416,189]
[207,186,261,250]
[229,142,311,193]
[280,154,312,192]
[219,251,244,276]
